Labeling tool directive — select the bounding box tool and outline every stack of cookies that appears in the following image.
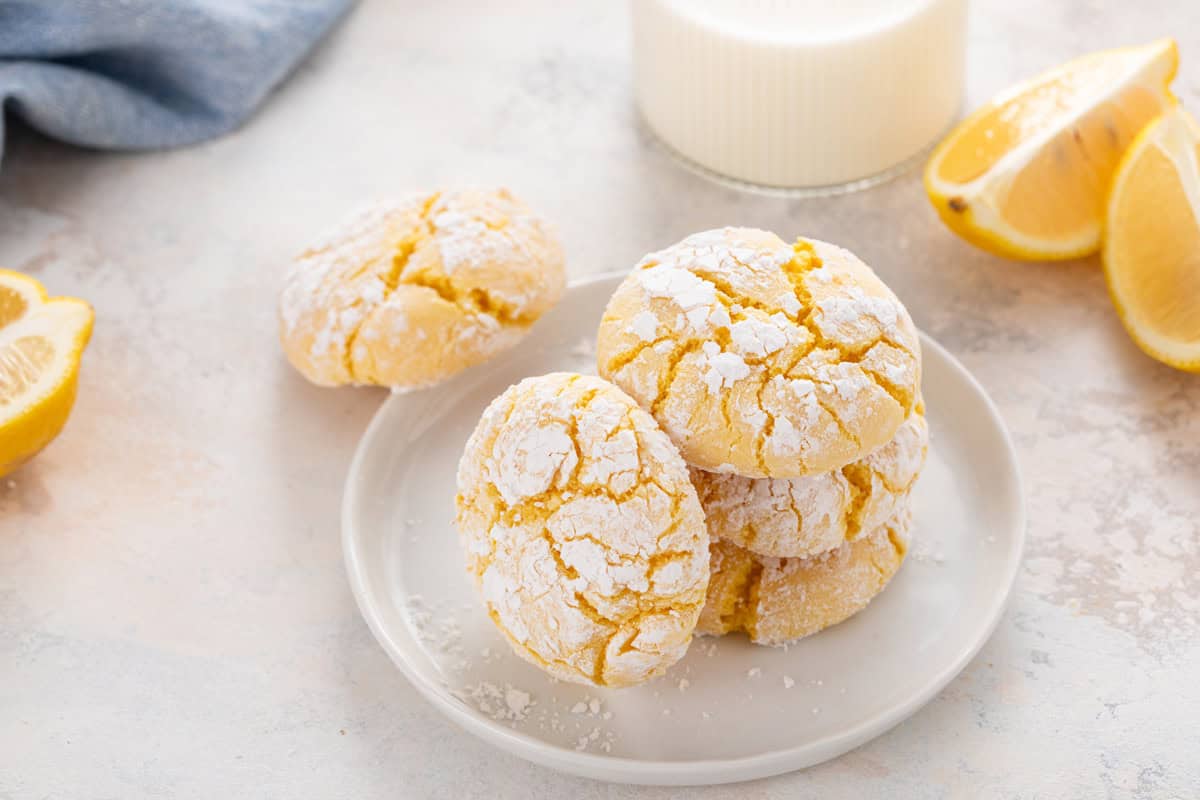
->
[453,225,927,688]
[596,228,928,647]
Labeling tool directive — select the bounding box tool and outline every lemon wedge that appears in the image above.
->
[0,269,94,477]
[1103,106,1200,371]
[925,39,1178,260]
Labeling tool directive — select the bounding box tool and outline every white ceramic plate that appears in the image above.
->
[342,273,1025,786]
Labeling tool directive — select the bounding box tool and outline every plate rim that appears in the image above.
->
[341,271,1027,786]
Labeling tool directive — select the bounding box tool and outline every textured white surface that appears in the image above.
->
[1,0,1198,797]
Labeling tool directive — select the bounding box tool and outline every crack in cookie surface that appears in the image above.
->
[691,407,928,559]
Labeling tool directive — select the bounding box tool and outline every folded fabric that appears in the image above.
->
[0,0,353,163]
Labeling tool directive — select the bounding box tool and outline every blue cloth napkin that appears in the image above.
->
[0,0,352,162]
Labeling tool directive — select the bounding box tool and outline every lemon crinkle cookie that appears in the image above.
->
[697,511,912,646]
[279,187,566,390]
[597,227,920,478]
[692,403,928,558]
[455,372,710,688]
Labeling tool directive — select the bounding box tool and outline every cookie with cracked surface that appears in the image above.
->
[596,228,920,478]
[692,403,927,558]
[279,188,565,390]
[696,511,912,646]
[455,372,710,688]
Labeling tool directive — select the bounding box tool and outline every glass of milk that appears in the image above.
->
[632,0,968,193]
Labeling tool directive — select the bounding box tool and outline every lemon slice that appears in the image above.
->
[0,269,94,477]
[1103,106,1200,371]
[925,39,1178,260]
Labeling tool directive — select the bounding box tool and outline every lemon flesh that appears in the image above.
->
[1104,107,1200,371]
[0,270,94,477]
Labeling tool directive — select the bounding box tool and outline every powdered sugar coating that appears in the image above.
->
[455,373,710,688]
[693,405,928,558]
[279,187,565,390]
[697,510,913,646]
[596,228,921,477]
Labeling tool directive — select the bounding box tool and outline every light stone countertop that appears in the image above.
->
[2,1,1198,797]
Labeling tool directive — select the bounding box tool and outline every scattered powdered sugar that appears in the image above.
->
[431,211,490,274]
[729,316,789,358]
[461,681,535,722]
[805,264,834,284]
[831,371,870,403]
[911,537,948,565]
[570,697,605,716]
[405,595,472,672]
[627,310,660,341]
[882,359,913,387]
[783,676,795,689]
[505,688,533,718]
[487,413,577,505]
[767,415,802,457]
[637,263,717,330]
[574,727,617,753]
[816,287,898,330]
[700,341,750,393]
